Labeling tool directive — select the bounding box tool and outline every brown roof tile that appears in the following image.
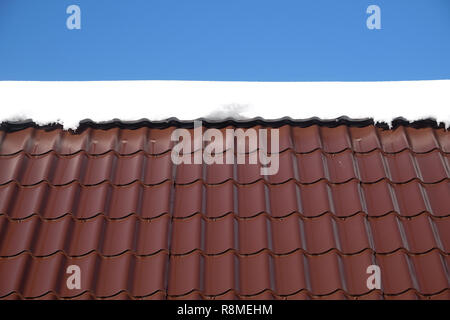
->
[0,121,449,299]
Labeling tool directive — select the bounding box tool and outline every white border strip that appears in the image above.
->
[0,80,449,129]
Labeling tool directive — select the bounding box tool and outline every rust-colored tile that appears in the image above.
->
[321,126,351,153]
[23,254,64,298]
[108,183,140,218]
[355,151,386,182]
[168,253,201,296]
[204,253,235,296]
[82,154,114,185]
[308,253,342,295]
[171,215,202,254]
[292,126,321,153]
[239,253,271,296]
[284,291,309,300]
[0,127,33,155]
[273,252,306,295]
[385,150,417,183]
[271,215,302,254]
[312,291,347,299]
[140,291,166,300]
[0,217,38,257]
[147,127,175,154]
[59,130,89,154]
[21,154,55,185]
[1,293,23,300]
[423,182,450,217]
[405,127,440,153]
[43,184,78,218]
[236,153,262,184]
[0,254,29,297]
[401,215,437,253]
[269,125,292,153]
[268,181,299,217]
[355,291,383,300]
[169,291,202,300]
[435,129,450,153]
[102,218,137,255]
[67,218,103,256]
[75,184,109,219]
[173,182,203,218]
[237,182,266,217]
[426,290,450,300]
[107,292,131,300]
[87,128,119,154]
[415,151,448,183]
[33,217,72,256]
[296,150,325,183]
[132,254,167,297]
[52,153,85,185]
[205,181,234,218]
[140,181,171,218]
[205,160,234,184]
[266,151,294,184]
[117,128,148,154]
[335,214,370,254]
[175,150,203,184]
[411,251,448,295]
[113,154,144,185]
[325,151,357,183]
[385,291,418,300]
[299,181,331,217]
[204,214,234,255]
[393,182,427,216]
[349,126,380,153]
[378,127,409,153]
[0,154,24,184]
[209,291,238,300]
[377,252,414,294]
[0,184,15,214]
[95,253,132,297]
[434,218,450,252]
[330,181,363,217]
[303,216,336,254]
[238,215,268,254]
[27,129,61,155]
[362,181,395,217]
[136,215,170,255]
[341,251,374,295]
[11,184,47,219]
[143,153,172,185]
[369,215,404,253]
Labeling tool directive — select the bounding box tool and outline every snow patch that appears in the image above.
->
[0,80,449,129]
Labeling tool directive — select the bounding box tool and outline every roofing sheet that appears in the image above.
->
[0,120,448,299]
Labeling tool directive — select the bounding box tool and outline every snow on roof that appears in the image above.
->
[0,80,449,129]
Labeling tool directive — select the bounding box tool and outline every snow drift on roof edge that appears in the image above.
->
[0,80,449,130]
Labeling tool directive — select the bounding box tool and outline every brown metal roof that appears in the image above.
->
[0,120,449,299]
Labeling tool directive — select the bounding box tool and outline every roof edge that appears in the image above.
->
[0,117,446,133]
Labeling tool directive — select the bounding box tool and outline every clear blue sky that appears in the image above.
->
[0,0,449,81]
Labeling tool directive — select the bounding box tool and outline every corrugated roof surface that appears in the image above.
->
[0,122,449,300]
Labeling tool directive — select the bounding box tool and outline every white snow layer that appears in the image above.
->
[0,80,449,129]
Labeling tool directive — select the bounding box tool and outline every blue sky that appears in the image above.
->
[0,0,449,81]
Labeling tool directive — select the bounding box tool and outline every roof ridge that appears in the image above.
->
[0,116,447,132]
